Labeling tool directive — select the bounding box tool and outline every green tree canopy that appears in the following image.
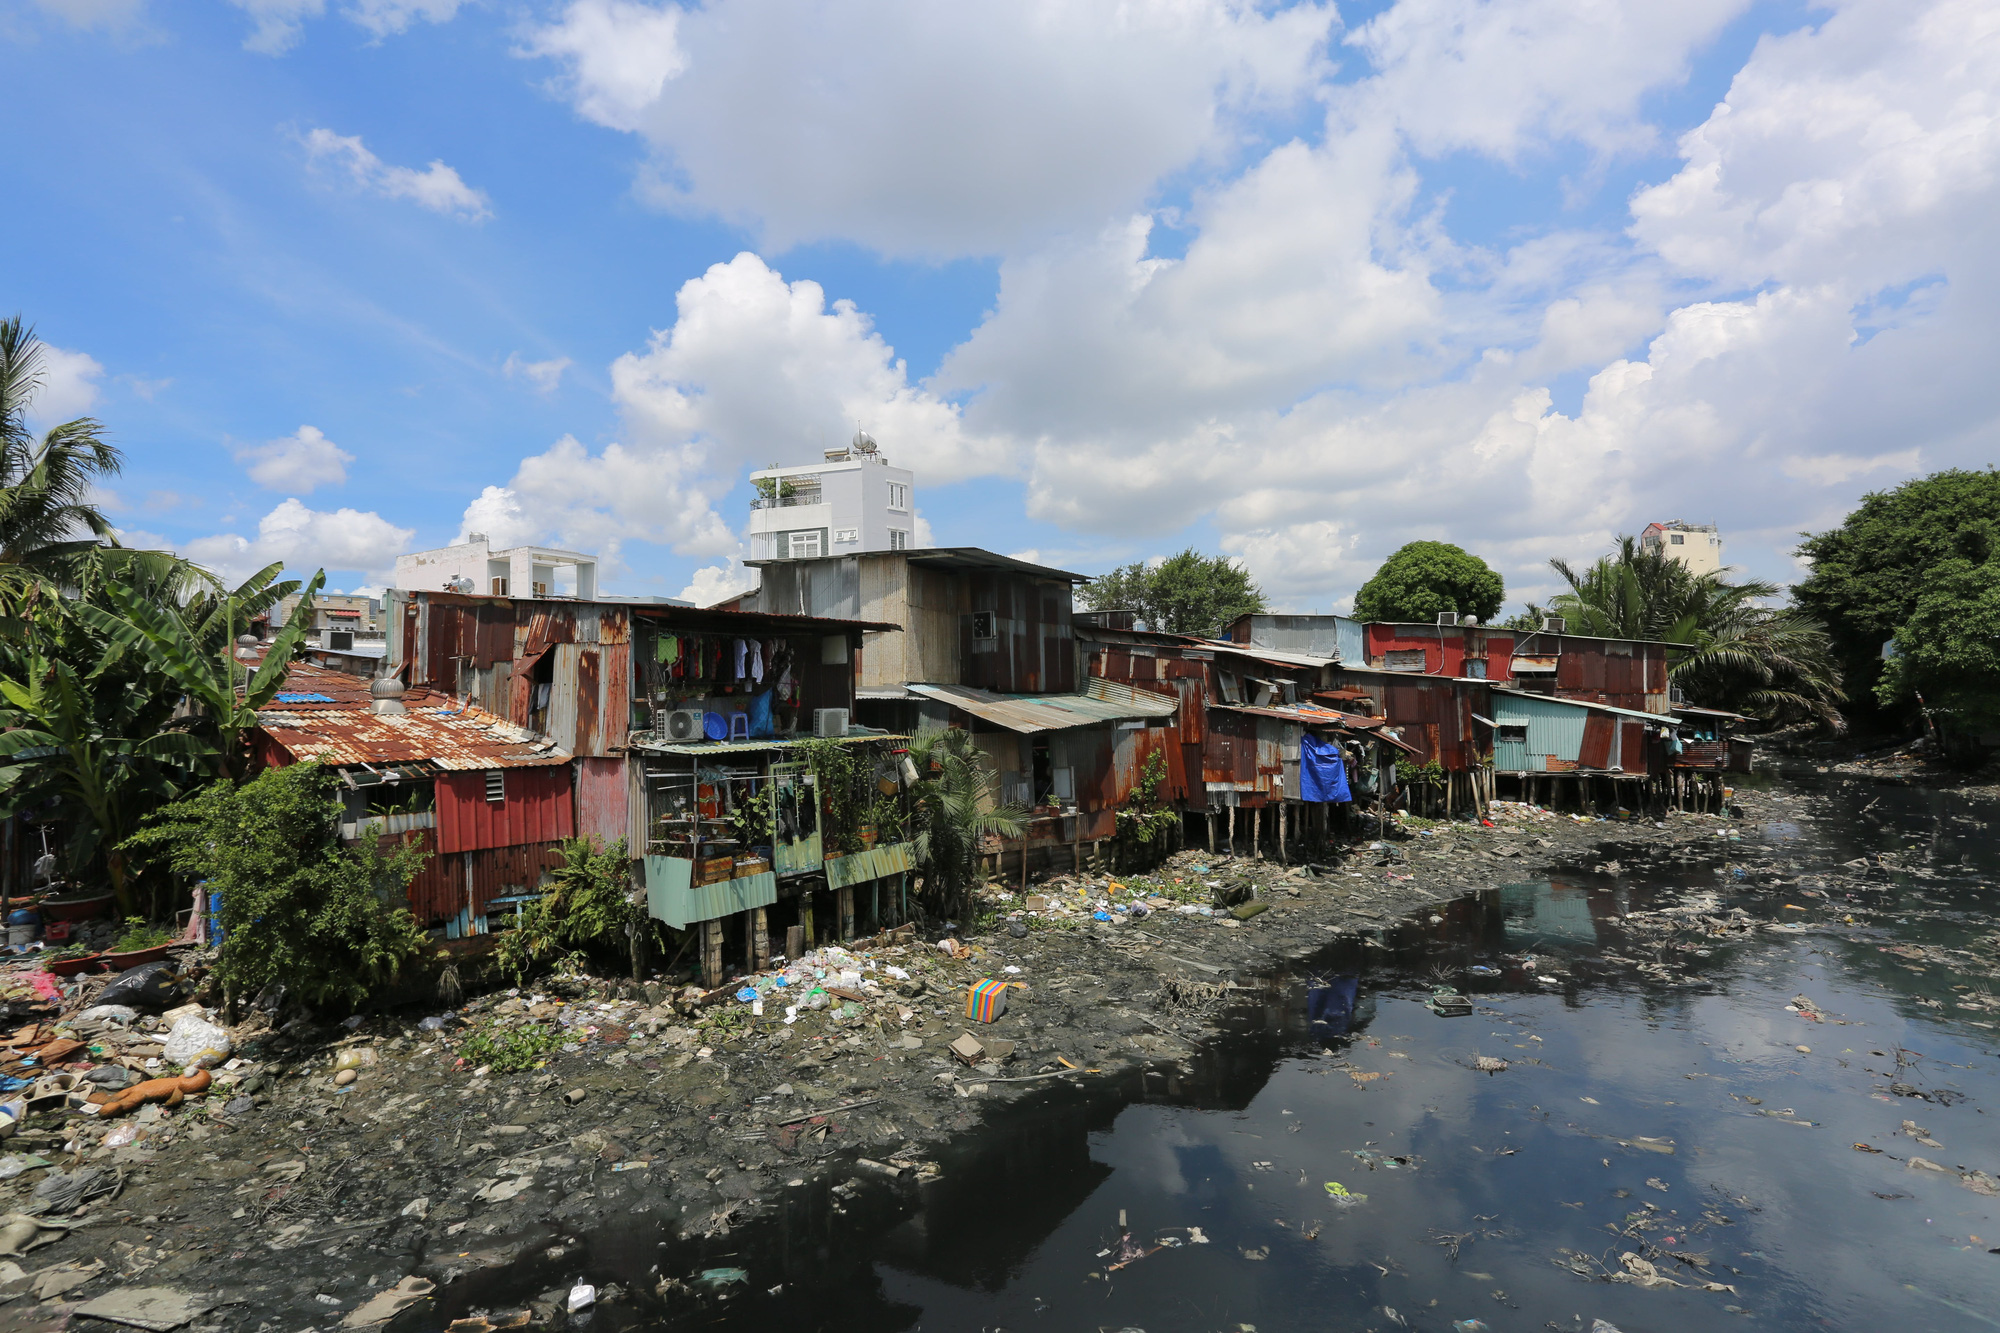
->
[1794,467,2000,715]
[1875,555,2000,751]
[1353,541,1505,623]
[1081,549,1266,635]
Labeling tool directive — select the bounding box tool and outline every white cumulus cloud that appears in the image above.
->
[301,127,492,220]
[24,344,104,424]
[678,556,755,607]
[183,499,415,587]
[523,0,1337,256]
[235,425,355,493]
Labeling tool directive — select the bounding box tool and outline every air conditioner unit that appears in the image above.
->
[663,708,706,743]
[1541,615,1567,633]
[1436,611,1459,626]
[327,629,354,651]
[814,708,850,738]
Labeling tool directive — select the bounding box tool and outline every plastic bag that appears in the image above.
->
[162,1015,233,1068]
[96,961,191,1013]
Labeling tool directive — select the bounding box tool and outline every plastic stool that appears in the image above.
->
[729,712,750,741]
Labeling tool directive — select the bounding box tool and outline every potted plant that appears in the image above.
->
[42,942,102,977]
[100,917,174,970]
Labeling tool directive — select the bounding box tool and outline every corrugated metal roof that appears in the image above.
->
[1191,639,1337,669]
[907,682,1175,733]
[1490,688,1675,724]
[1084,676,1183,715]
[255,661,570,770]
[1673,705,1747,721]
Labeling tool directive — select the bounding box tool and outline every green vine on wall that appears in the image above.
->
[1113,750,1179,869]
[795,738,869,856]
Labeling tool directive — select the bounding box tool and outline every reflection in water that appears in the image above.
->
[1307,977,1361,1036]
[474,777,2000,1332]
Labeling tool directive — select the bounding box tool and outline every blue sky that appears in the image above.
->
[6,0,1995,613]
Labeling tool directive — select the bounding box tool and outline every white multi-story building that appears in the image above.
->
[1641,520,1723,576]
[393,533,598,599]
[747,432,915,561]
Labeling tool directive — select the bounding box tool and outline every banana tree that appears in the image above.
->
[0,648,207,910]
[77,568,326,782]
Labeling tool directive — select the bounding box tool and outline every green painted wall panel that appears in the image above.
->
[644,856,778,929]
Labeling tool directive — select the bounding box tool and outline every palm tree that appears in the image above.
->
[1544,538,1845,727]
[904,726,1027,921]
[0,316,124,597]
[78,568,327,782]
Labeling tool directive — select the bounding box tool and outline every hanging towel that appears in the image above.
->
[1299,733,1351,803]
[749,639,765,683]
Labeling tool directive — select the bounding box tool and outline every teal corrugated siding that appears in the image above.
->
[643,857,777,928]
[1491,693,1589,771]
[825,841,916,889]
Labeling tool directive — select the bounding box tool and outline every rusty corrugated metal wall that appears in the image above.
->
[958,571,1075,694]
[381,828,570,926]
[435,767,574,853]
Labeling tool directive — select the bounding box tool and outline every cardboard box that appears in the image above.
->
[949,1033,985,1064]
[695,855,737,886]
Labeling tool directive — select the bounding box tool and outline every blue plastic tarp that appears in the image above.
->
[1299,733,1351,803]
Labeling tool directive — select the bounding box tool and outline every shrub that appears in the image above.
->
[123,763,431,1012]
[494,836,637,982]
[458,1021,565,1073]
[112,916,171,952]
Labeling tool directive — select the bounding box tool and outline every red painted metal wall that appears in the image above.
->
[575,756,629,851]
[1362,625,1515,679]
[436,767,574,853]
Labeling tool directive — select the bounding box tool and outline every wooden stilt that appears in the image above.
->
[701,918,723,989]
[838,885,855,940]
[802,891,816,947]
[753,907,771,968]
[742,910,756,972]
[1277,799,1287,864]
[1252,805,1263,859]
[1226,804,1236,856]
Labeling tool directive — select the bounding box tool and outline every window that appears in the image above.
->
[490,577,508,595]
[1497,724,1528,743]
[970,611,997,640]
[888,528,909,550]
[789,530,824,559]
[484,771,505,803]
[1670,533,1684,545]
[1383,649,1427,672]
[887,482,909,510]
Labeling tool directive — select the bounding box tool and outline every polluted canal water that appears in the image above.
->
[446,775,2000,1332]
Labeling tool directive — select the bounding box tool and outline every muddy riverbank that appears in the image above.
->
[0,795,1789,1330]
[7,780,1992,1328]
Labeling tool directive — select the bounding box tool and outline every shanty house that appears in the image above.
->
[250,659,575,935]
[730,548,1176,874]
